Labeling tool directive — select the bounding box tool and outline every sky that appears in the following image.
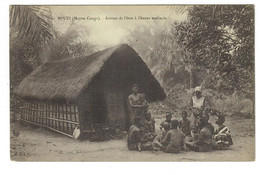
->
[50,6,188,48]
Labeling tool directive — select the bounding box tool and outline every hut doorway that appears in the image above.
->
[106,89,127,130]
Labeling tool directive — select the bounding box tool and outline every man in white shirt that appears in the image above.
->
[190,86,206,135]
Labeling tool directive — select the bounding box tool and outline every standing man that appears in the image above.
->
[190,86,206,134]
[128,84,149,125]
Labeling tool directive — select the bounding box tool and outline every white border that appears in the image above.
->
[1,0,259,175]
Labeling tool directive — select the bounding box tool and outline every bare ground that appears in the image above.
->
[10,116,255,161]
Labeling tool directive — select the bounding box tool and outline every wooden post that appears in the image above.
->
[34,102,36,124]
[47,103,50,128]
[32,102,35,123]
[70,105,73,133]
[62,104,65,132]
[52,104,54,129]
[20,101,23,121]
[31,102,33,123]
[25,102,27,121]
[65,105,68,133]
[55,104,57,130]
[28,102,30,122]
[44,103,48,129]
[36,103,40,126]
[73,104,77,124]
[58,104,61,131]
[47,103,49,128]
[54,104,56,129]
[40,103,43,126]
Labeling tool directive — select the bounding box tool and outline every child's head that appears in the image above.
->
[162,123,170,131]
[165,112,172,121]
[182,111,188,119]
[145,111,151,120]
[134,117,145,127]
[171,120,179,129]
[148,125,154,132]
[215,115,225,126]
[202,110,209,120]
[139,127,147,136]
[132,84,139,93]
[191,125,199,133]
[147,133,155,141]
[198,116,209,128]
[140,93,145,99]
[194,86,202,97]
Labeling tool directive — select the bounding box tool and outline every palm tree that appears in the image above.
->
[10,5,54,42]
[10,5,55,88]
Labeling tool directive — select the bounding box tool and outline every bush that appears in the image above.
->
[149,85,254,119]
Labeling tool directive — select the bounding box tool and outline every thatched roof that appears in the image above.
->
[14,44,166,103]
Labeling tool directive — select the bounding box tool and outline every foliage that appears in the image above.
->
[126,22,191,88]
[39,23,96,63]
[126,5,254,116]
[10,6,55,88]
[10,6,96,89]
[10,6,54,43]
[175,5,254,97]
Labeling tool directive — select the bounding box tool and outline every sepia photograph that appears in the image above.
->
[9,5,255,161]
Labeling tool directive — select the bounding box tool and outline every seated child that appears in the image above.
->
[160,112,172,130]
[144,111,155,133]
[161,120,185,153]
[127,118,145,151]
[186,117,214,152]
[152,123,170,151]
[212,115,233,150]
[139,127,153,151]
[110,120,122,139]
[179,111,191,137]
[138,93,149,110]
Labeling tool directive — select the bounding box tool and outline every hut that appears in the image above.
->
[13,44,166,139]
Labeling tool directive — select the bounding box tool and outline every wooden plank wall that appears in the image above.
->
[19,100,80,137]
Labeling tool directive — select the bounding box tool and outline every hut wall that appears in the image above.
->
[19,100,79,137]
[78,90,92,131]
[105,88,127,130]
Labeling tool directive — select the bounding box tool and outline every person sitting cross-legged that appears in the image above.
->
[161,120,185,153]
[144,111,155,133]
[152,123,170,151]
[160,112,172,130]
[186,116,214,152]
[212,114,233,150]
[138,127,154,151]
[127,117,144,151]
[179,111,191,137]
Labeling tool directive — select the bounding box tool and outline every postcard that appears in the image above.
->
[10,5,255,161]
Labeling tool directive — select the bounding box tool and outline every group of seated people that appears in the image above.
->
[127,110,233,153]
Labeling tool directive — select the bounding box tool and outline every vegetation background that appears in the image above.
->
[10,5,254,120]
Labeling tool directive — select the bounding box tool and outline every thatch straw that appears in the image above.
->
[14,44,166,103]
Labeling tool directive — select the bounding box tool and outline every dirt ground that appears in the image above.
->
[10,115,255,162]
